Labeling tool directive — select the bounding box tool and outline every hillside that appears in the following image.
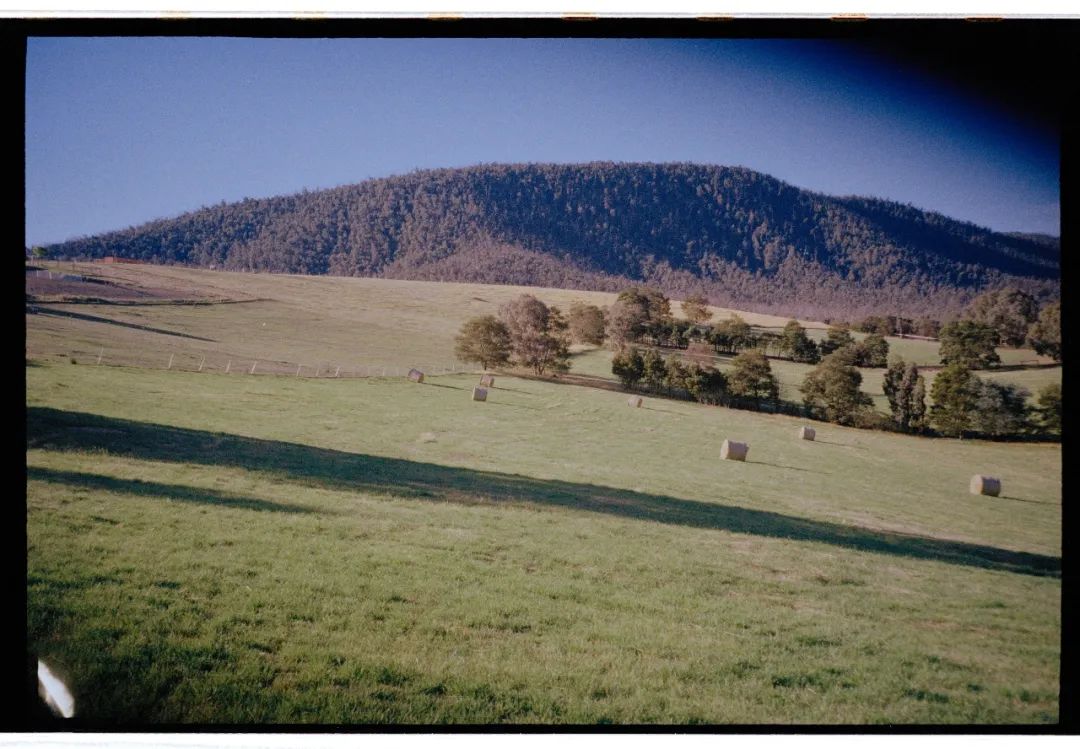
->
[24,263,1061,724]
[39,162,1060,321]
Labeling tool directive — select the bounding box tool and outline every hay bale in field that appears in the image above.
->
[627,395,643,408]
[720,439,749,461]
[407,368,425,383]
[472,386,488,402]
[799,426,816,441]
[479,373,495,387]
[970,475,1001,496]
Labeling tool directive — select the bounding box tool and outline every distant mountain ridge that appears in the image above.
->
[40,162,1060,320]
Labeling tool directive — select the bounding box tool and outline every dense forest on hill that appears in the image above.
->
[40,163,1059,320]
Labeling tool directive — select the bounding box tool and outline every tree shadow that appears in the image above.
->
[642,406,688,417]
[424,382,467,391]
[745,460,827,475]
[485,400,543,411]
[26,407,1060,579]
[26,466,322,515]
[995,495,1057,506]
[26,305,217,342]
[812,439,869,451]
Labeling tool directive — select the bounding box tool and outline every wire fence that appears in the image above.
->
[29,347,475,380]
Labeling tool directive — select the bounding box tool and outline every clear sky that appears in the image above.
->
[24,36,1060,246]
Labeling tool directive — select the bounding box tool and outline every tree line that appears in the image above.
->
[453,284,1061,441]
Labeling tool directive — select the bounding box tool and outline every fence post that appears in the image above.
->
[198,356,205,372]
[167,354,174,370]
[335,366,341,378]
[296,364,302,377]
[226,360,232,374]
[96,348,103,366]
[250,361,257,375]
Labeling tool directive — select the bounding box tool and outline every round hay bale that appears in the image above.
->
[799,426,816,441]
[471,386,488,402]
[627,395,643,408]
[970,475,1001,496]
[407,368,425,383]
[479,373,495,387]
[720,439,749,461]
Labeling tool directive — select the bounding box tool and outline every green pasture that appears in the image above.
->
[26,360,1060,724]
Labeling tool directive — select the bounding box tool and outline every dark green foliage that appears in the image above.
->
[819,325,855,357]
[966,288,1040,347]
[1026,302,1061,362]
[856,315,892,336]
[883,358,927,432]
[930,364,981,438]
[567,303,606,346]
[1035,383,1062,435]
[800,354,874,426]
[710,315,756,355]
[611,347,645,389]
[854,333,890,368]
[971,382,1032,437]
[38,163,1059,321]
[727,350,779,407]
[780,320,820,364]
[454,316,511,370]
[31,245,49,259]
[640,349,667,393]
[938,321,1002,370]
[685,365,728,405]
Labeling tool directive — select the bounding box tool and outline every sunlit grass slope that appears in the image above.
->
[26,360,1060,724]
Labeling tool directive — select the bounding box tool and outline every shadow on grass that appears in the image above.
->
[812,439,868,451]
[745,460,827,475]
[424,382,467,391]
[642,406,688,417]
[27,304,217,342]
[486,401,543,411]
[26,466,321,514]
[26,407,1060,578]
[996,495,1057,506]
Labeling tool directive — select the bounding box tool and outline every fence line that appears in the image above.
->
[37,349,474,380]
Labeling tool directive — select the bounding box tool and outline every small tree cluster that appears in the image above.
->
[1026,301,1061,362]
[567,302,606,346]
[966,288,1040,348]
[1035,383,1061,435]
[938,320,1001,369]
[499,294,571,375]
[455,294,571,376]
[454,315,511,370]
[882,357,927,432]
[779,320,821,363]
[929,363,1033,438]
[611,346,728,405]
[709,314,757,354]
[800,352,874,426]
[726,350,780,408]
[605,286,672,349]
[818,324,855,357]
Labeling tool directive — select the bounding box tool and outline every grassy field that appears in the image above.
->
[25,266,1061,724]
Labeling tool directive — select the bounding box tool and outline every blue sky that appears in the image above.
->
[25,37,1060,246]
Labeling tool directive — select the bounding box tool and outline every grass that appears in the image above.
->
[25,266,1061,724]
[27,360,1060,724]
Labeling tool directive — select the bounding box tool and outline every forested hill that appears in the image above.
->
[39,162,1060,320]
